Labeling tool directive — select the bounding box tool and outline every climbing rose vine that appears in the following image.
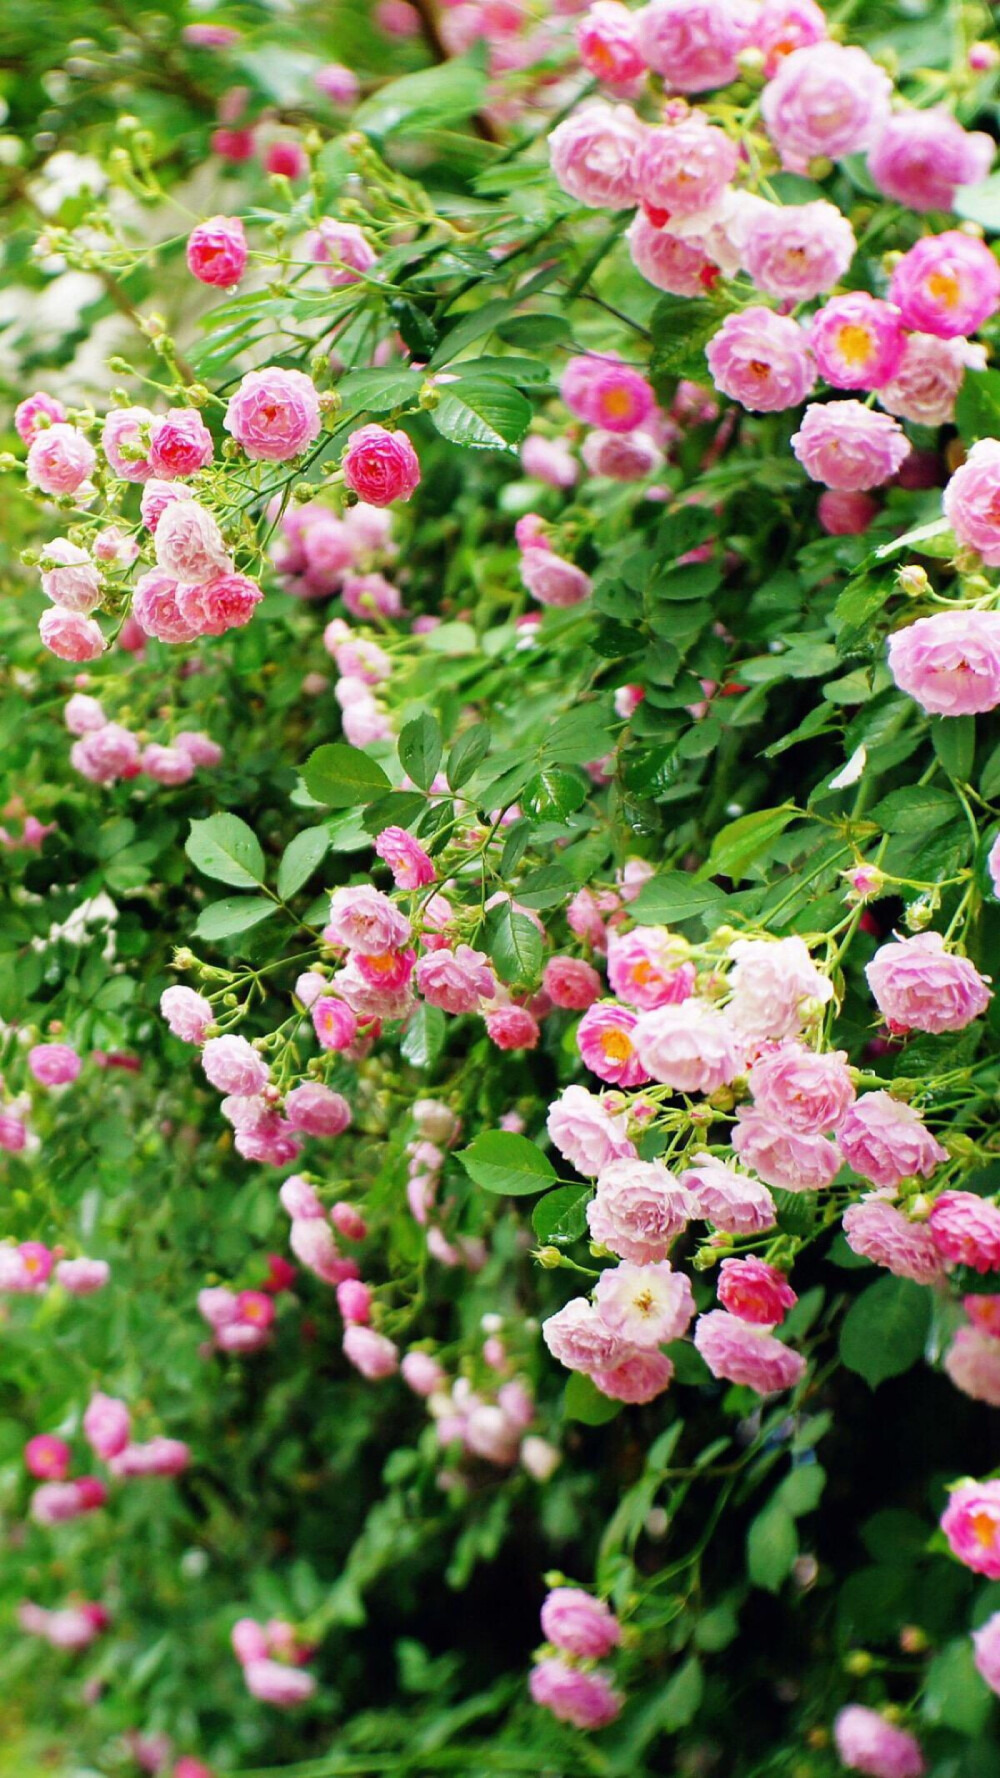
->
[3,0,1000,1772]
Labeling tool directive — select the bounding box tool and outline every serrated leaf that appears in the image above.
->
[446,722,491,789]
[186,815,265,889]
[931,714,975,783]
[870,785,958,834]
[630,870,730,928]
[276,827,328,900]
[302,744,392,808]
[705,805,798,881]
[362,791,428,837]
[334,366,422,415]
[839,1276,931,1388]
[400,1002,446,1070]
[399,712,442,791]
[194,896,277,941]
[431,376,532,452]
[747,1503,798,1593]
[564,1371,622,1425]
[458,1130,556,1196]
[522,769,588,820]
[532,1186,590,1245]
[352,51,489,138]
[486,903,543,985]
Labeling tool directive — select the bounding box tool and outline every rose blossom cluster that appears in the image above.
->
[529,1587,623,1731]
[0,1242,108,1297]
[17,1598,110,1652]
[25,1389,187,1527]
[273,499,396,601]
[230,1617,317,1708]
[66,695,222,788]
[410,1320,554,1478]
[197,1283,279,1355]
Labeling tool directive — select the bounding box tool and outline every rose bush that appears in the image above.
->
[2,1,1000,1774]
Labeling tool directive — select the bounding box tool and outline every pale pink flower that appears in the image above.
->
[868,110,994,213]
[547,1084,636,1175]
[879,331,981,427]
[943,440,1000,568]
[83,1393,131,1460]
[762,43,892,169]
[243,1660,316,1707]
[588,1157,691,1261]
[311,995,358,1051]
[14,390,65,443]
[149,409,214,479]
[401,1350,446,1395]
[635,114,738,218]
[635,0,751,91]
[54,1257,109,1293]
[889,232,1000,340]
[694,1310,806,1393]
[706,307,815,412]
[140,478,194,533]
[307,219,376,287]
[748,1042,854,1133]
[132,569,202,644]
[541,1587,620,1658]
[520,547,592,607]
[594,1259,695,1344]
[972,1612,1000,1696]
[607,927,695,1010]
[634,1000,742,1093]
[941,1478,1000,1577]
[486,1007,540,1050]
[26,424,96,496]
[174,731,223,768]
[109,1436,189,1476]
[627,212,722,295]
[791,401,910,491]
[101,406,155,481]
[944,1326,1000,1407]
[833,1705,925,1778]
[727,936,832,1041]
[65,692,106,734]
[342,425,420,505]
[279,1174,325,1220]
[718,1256,796,1324]
[327,885,411,952]
[176,571,263,637]
[25,1434,70,1479]
[28,1042,80,1086]
[749,0,827,75]
[577,1,645,85]
[842,1199,943,1283]
[929,1190,1000,1273]
[530,1657,622,1729]
[154,499,231,585]
[416,945,495,1013]
[224,367,321,461]
[548,101,645,209]
[39,608,104,662]
[837,1091,947,1189]
[732,1106,841,1191]
[742,200,856,301]
[289,1218,343,1282]
[680,1153,777,1233]
[186,215,247,287]
[343,1324,398,1378]
[284,1082,351,1137]
[315,62,360,104]
[39,539,101,613]
[809,294,906,392]
[889,607,1000,715]
[561,355,655,434]
[867,931,991,1032]
[142,743,195,785]
[521,435,579,488]
[201,1035,270,1096]
[582,429,664,479]
[542,1296,624,1372]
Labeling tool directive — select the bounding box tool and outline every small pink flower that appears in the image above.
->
[694,1309,806,1393]
[102,406,155,482]
[837,1091,947,1190]
[520,547,592,607]
[327,885,411,952]
[743,200,856,302]
[39,539,101,613]
[28,1042,81,1086]
[243,1659,316,1707]
[65,693,106,734]
[594,1258,695,1344]
[833,1705,925,1778]
[749,0,827,76]
[607,927,695,1010]
[930,1190,1000,1274]
[868,110,994,213]
[587,1157,691,1262]
[634,114,738,219]
[748,1042,854,1133]
[109,1436,190,1477]
[140,479,194,534]
[576,1002,650,1088]
[732,1106,841,1191]
[26,423,96,496]
[943,440,1000,568]
[263,139,308,180]
[186,215,247,287]
[15,390,65,443]
[540,1587,620,1659]
[520,435,579,487]
[842,1200,943,1283]
[307,219,377,288]
[941,1478,1000,1577]
[142,743,195,785]
[54,1257,110,1293]
[576,2,646,86]
[155,500,231,585]
[343,1323,398,1379]
[375,826,435,889]
[225,367,321,461]
[809,294,906,392]
[594,1346,676,1402]
[342,425,420,506]
[634,1000,742,1093]
[174,731,223,768]
[889,232,1000,341]
[635,0,752,91]
[548,101,645,209]
[40,608,104,662]
[25,1434,71,1480]
[543,1296,624,1373]
[314,62,360,104]
[867,931,991,1032]
[530,1656,622,1730]
[972,1611,1000,1696]
[879,331,981,428]
[485,1007,540,1050]
[561,355,655,435]
[944,1326,1000,1407]
[83,1393,131,1460]
[337,1278,371,1324]
[547,1084,636,1176]
[582,430,664,479]
[401,1350,446,1395]
[149,409,214,479]
[627,212,722,295]
[544,957,603,1011]
[761,43,892,169]
[202,1036,270,1096]
[718,1256,796,1324]
[284,1082,351,1137]
[706,307,815,412]
[416,945,496,1014]
[176,572,263,637]
[791,401,910,491]
[131,569,202,644]
[681,1153,778,1233]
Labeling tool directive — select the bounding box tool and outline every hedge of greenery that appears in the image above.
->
[3,2,1000,1775]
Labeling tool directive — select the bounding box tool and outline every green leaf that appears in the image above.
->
[874,519,956,562]
[746,1503,798,1593]
[839,1276,931,1388]
[276,826,328,900]
[774,1463,826,1518]
[564,1371,622,1425]
[496,314,573,349]
[870,785,958,834]
[398,712,443,792]
[458,1130,557,1196]
[650,293,728,383]
[302,743,392,808]
[931,714,976,784]
[186,815,265,889]
[486,903,543,985]
[352,52,489,138]
[541,708,614,767]
[515,865,575,911]
[334,366,421,416]
[362,790,428,837]
[659,1656,704,1732]
[630,870,730,928]
[194,896,277,941]
[532,1186,590,1245]
[400,1002,447,1070]
[522,769,588,821]
[954,172,1000,234]
[955,367,1000,443]
[446,722,492,790]
[705,805,798,881]
[923,1638,993,1736]
[431,376,532,452]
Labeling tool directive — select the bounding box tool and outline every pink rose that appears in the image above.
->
[132,569,202,644]
[519,547,592,607]
[869,109,994,213]
[149,409,214,479]
[284,1082,351,1137]
[39,608,104,662]
[176,571,263,637]
[415,945,495,1013]
[201,1035,269,1096]
[154,500,231,584]
[593,1258,695,1344]
[762,43,892,170]
[26,423,96,496]
[706,307,815,412]
[102,406,155,482]
[837,1091,947,1190]
[929,1190,1000,1273]
[941,1478,1000,1577]
[791,401,910,491]
[343,1324,398,1379]
[633,999,742,1093]
[943,439,1000,567]
[83,1393,131,1460]
[548,101,645,209]
[224,367,321,461]
[530,1657,622,1730]
[635,0,752,91]
[842,1199,944,1285]
[680,1153,777,1234]
[866,931,991,1032]
[186,214,248,287]
[888,232,1000,340]
[374,826,435,889]
[748,1042,854,1133]
[732,1106,841,1192]
[561,355,655,434]
[327,885,411,952]
[307,218,377,287]
[540,1587,621,1659]
[587,1157,692,1261]
[833,1705,925,1778]
[742,200,856,302]
[28,1043,81,1087]
[718,1256,796,1324]
[341,424,421,506]
[634,114,738,219]
[694,1309,806,1394]
[547,1084,636,1176]
[809,293,906,392]
[879,332,981,427]
[576,2,645,86]
[15,390,65,443]
[39,539,101,613]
